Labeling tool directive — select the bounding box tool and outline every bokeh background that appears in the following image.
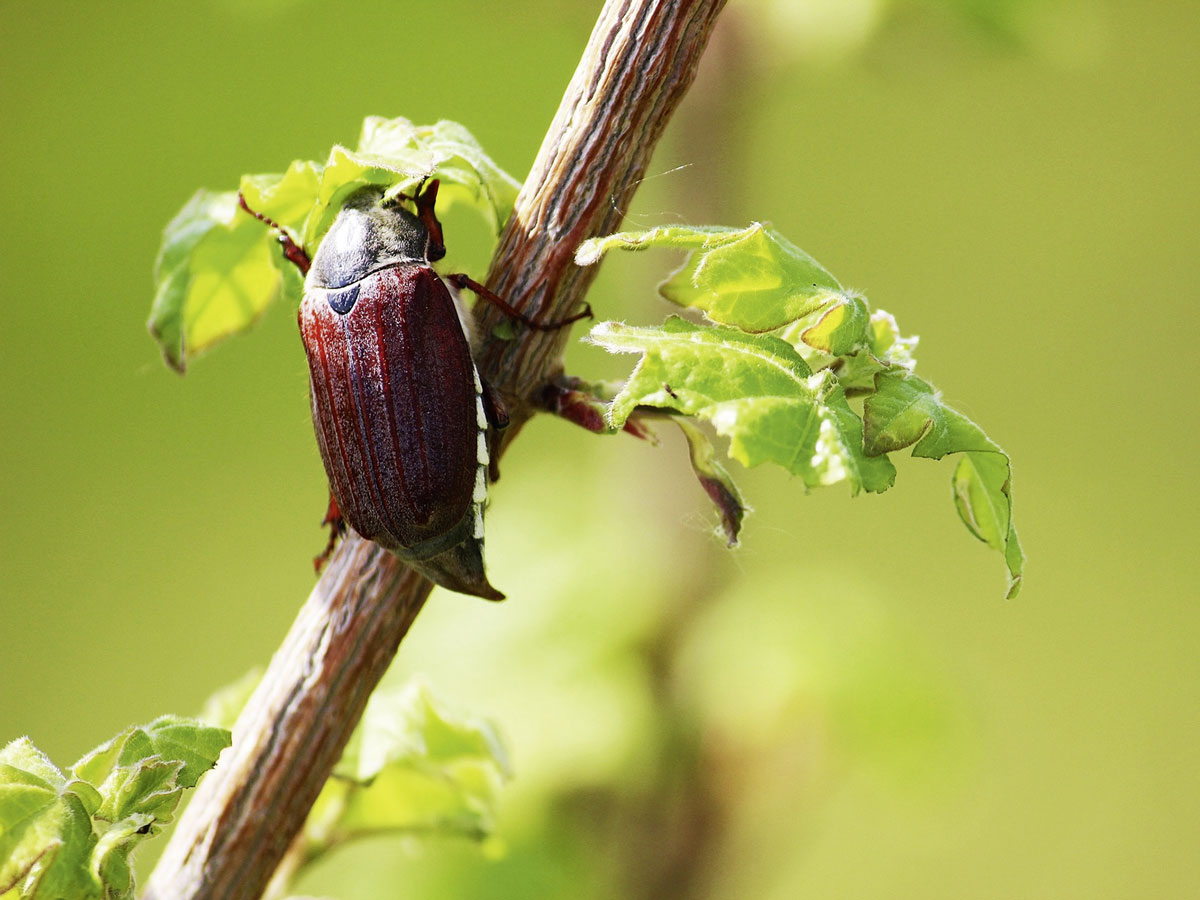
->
[2,0,1197,897]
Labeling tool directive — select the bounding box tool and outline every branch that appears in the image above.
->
[144,1,726,897]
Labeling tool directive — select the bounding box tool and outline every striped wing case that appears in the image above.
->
[300,265,501,600]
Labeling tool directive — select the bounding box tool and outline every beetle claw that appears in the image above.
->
[314,493,346,573]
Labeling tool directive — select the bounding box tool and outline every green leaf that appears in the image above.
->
[17,792,99,900]
[867,308,919,369]
[774,302,916,393]
[73,716,230,795]
[195,670,510,900]
[953,452,1024,598]
[800,294,870,356]
[147,189,283,372]
[864,370,1023,596]
[336,679,510,784]
[582,213,1021,596]
[88,815,149,898]
[588,317,895,494]
[576,223,847,332]
[0,722,227,899]
[91,758,185,824]
[0,741,99,899]
[862,370,1000,459]
[303,117,520,248]
[315,680,510,848]
[0,739,64,790]
[238,159,323,237]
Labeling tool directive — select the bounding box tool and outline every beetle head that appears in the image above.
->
[308,186,440,291]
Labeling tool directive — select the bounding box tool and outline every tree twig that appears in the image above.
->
[143,1,727,896]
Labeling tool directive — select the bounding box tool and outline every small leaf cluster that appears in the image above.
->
[148,117,518,372]
[0,717,230,900]
[202,673,510,894]
[578,224,1023,596]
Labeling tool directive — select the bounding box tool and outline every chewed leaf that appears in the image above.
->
[72,716,230,814]
[585,214,1022,596]
[576,224,847,332]
[588,317,895,494]
[865,370,1023,596]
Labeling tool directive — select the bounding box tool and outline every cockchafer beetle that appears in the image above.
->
[240,180,588,600]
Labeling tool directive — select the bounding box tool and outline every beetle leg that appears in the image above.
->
[480,377,510,431]
[447,273,593,331]
[238,193,311,275]
[313,492,346,573]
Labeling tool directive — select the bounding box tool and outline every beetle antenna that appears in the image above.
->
[238,192,311,274]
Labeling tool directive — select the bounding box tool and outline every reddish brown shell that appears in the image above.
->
[300,264,501,599]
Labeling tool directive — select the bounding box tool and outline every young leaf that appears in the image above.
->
[88,813,154,898]
[773,301,917,394]
[7,791,98,900]
[254,681,511,894]
[576,223,848,332]
[333,679,510,807]
[148,189,283,372]
[800,294,870,356]
[238,159,323,236]
[197,672,510,897]
[583,214,1022,595]
[72,715,231,794]
[0,721,228,900]
[866,309,919,370]
[864,370,1024,596]
[1,739,64,790]
[589,317,895,494]
[0,740,77,896]
[304,117,521,249]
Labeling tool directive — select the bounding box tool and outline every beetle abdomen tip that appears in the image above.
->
[413,540,505,601]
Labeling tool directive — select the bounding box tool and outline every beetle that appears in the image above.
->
[239,179,588,600]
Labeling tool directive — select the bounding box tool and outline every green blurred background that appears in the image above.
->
[2,0,1197,896]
